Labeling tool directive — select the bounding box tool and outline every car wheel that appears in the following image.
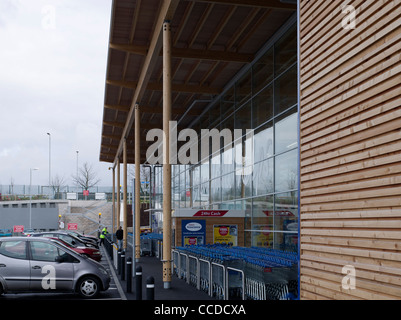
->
[77,276,100,298]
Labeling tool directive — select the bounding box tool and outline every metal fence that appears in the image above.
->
[0,184,114,201]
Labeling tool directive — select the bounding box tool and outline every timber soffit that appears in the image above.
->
[100,0,295,164]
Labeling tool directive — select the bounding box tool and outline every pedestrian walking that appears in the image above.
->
[116,226,123,250]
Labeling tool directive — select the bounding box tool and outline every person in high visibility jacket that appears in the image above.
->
[99,227,108,246]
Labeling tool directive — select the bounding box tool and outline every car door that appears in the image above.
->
[0,239,30,292]
[29,240,76,292]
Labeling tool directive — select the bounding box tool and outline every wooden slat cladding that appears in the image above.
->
[299,0,401,300]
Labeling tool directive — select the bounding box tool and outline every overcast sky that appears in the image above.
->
[0,0,114,187]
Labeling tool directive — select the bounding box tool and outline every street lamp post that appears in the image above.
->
[29,168,39,229]
[47,132,51,199]
[76,150,79,195]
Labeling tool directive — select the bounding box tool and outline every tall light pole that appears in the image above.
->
[47,132,51,199]
[29,167,39,229]
[76,150,79,192]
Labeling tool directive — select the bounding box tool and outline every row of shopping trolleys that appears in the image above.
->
[172,244,298,300]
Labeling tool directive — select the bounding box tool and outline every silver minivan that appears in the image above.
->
[0,237,110,298]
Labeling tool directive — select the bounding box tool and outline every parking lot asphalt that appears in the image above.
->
[102,245,215,301]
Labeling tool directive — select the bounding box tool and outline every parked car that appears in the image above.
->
[48,237,102,262]
[32,232,98,249]
[64,230,99,247]
[22,229,35,236]
[0,237,110,298]
[0,229,12,237]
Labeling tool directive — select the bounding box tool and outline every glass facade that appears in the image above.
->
[153,23,298,252]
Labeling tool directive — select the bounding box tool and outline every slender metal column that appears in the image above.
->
[135,104,141,262]
[162,20,172,289]
[123,138,128,249]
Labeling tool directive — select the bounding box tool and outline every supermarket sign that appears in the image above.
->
[173,209,244,218]
[193,210,228,217]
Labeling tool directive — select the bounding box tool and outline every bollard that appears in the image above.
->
[117,250,122,275]
[127,257,132,293]
[121,251,126,281]
[146,276,155,300]
[135,265,142,300]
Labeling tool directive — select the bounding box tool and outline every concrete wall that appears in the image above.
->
[0,201,59,230]
[0,200,113,236]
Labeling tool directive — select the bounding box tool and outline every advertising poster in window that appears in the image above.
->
[182,220,206,246]
[213,225,238,245]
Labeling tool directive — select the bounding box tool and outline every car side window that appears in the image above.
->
[0,240,27,259]
[30,241,78,263]
[30,241,60,262]
[59,234,73,245]
[58,247,79,263]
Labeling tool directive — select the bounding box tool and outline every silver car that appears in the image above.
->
[0,237,110,298]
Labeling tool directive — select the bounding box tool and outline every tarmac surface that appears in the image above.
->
[100,244,215,301]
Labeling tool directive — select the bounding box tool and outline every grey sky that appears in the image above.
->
[0,0,113,187]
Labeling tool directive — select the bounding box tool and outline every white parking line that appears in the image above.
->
[101,246,127,300]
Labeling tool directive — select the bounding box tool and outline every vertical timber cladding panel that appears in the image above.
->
[299,0,401,300]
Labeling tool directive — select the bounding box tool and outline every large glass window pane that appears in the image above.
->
[274,191,298,251]
[221,87,235,120]
[201,159,209,183]
[200,182,210,207]
[222,147,234,175]
[274,65,297,115]
[253,47,274,94]
[192,185,200,207]
[222,173,235,201]
[253,158,274,196]
[275,107,298,154]
[235,101,251,131]
[275,25,297,77]
[209,103,221,129]
[275,149,298,193]
[253,121,273,163]
[252,84,273,128]
[221,114,234,137]
[236,69,252,106]
[251,195,274,247]
[235,171,252,199]
[191,165,200,187]
[211,152,221,180]
[210,178,221,203]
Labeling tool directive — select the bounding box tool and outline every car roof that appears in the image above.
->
[1,236,59,243]
[0,236,82,256]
